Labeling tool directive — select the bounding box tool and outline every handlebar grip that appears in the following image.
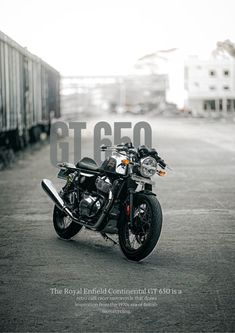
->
[100,144,107,151]
[152,152,166,168]
[158,159,166,169]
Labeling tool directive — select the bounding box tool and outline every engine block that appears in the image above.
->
[95,176,112,194]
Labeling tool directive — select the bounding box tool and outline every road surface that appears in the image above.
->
[0,116,234,332]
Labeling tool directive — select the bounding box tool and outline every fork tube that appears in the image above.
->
[129,189,134,227]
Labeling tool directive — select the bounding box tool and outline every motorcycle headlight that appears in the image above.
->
[139,157,158,178]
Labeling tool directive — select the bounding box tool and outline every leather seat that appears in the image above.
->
[76,157,99,171]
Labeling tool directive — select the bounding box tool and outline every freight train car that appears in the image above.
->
[0,31,60,150]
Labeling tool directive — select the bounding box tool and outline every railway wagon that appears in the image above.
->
[0,31,60,150]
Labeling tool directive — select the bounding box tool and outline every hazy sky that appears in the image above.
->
[1,0,235,105]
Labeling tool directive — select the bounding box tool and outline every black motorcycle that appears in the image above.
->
[41,143,167,261]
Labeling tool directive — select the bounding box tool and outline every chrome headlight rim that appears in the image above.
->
[139,156,158,178]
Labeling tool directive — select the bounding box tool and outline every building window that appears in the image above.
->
[209,70,216,77]
[209,100,216,110]
[209,86,216,90]
[204,100,216,111]
[219,99,223,111]
[223,86,230,90]
[227,99,232,111]
[224,70,230,76]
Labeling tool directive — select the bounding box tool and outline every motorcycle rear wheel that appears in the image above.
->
[53,205,83,239]
[118,194,162,261]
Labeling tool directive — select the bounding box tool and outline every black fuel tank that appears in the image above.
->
[100,154,127,176]
[100,157,117,174]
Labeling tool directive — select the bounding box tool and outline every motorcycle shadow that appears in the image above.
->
[53,231,175,267]
[55,232,124,262]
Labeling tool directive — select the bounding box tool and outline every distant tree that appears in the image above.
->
[214,40,235,57]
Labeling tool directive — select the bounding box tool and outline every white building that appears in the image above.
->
[184,55,235,116]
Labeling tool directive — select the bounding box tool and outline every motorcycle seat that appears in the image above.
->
[76,157,99,171]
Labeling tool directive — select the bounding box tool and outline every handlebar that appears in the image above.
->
[100,143,168,169]
[158,159,167,169]
[100,143,131,153]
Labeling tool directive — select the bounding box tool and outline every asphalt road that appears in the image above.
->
[0,116,234,333]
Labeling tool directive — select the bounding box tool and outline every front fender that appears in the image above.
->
[134,190,156,196]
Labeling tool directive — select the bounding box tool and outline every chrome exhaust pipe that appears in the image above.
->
[41,179,82,225]
[41,179,66,211]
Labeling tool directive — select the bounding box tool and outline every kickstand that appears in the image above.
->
[101,233,118,246]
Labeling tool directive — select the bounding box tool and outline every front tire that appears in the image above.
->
[118,194,162,261]
[53,205,83,239]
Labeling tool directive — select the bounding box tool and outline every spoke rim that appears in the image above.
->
[58,215,73,229]
[125,202,151,250]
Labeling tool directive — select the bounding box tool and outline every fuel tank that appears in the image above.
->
[100,152,127,175]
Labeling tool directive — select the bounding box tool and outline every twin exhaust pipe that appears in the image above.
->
[41,179,114,231]
[41,178,80,223]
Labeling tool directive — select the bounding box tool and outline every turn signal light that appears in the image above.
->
[121,159,129,165]
[157,170,166,177]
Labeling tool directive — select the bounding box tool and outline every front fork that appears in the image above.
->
[128,182,153,227]
[129,189,135,227]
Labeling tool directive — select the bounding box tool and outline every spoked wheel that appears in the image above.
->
[53,205,83,239]
[127,203,151,249]
[118,194,162,261]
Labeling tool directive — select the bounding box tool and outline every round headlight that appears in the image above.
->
[139,157,158,178]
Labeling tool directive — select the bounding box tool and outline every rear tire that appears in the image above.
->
[53,205,83,239]
[118,194,162,261]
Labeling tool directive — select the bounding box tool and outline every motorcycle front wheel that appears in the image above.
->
[118,194,162,261]
[53,205,83,239]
